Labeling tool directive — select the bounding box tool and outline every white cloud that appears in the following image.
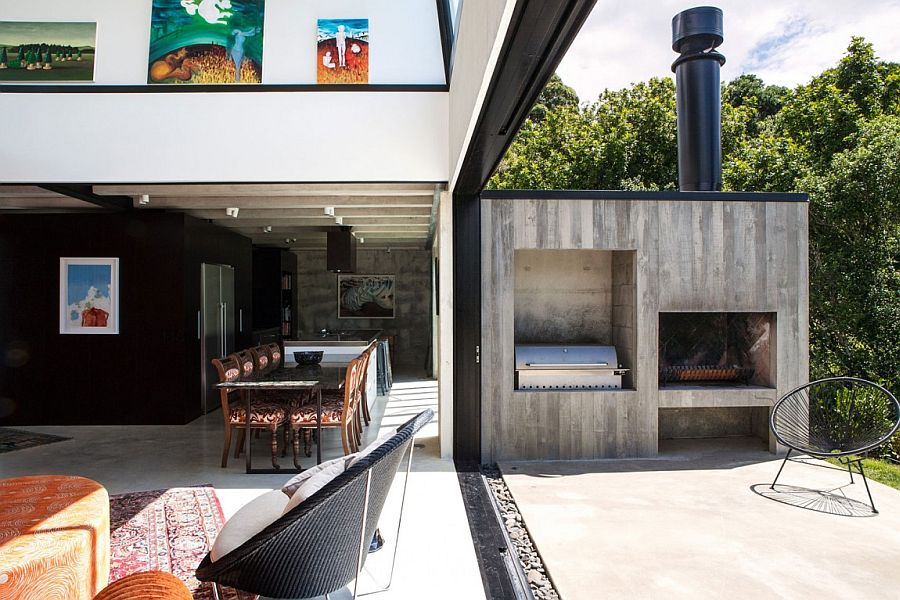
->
[557,0,900,102]
[67,285,111,326]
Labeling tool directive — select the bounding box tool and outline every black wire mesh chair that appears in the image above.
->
[770,377,900,513]
[196,409,434,599]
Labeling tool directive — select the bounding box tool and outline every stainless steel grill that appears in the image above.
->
[515,344,629,390]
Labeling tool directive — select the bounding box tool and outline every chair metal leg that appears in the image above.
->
[844,457,855,484]
[359,439,417,596]
[856,460,878,514]
[770,448,792,489]
[353,469,374,600]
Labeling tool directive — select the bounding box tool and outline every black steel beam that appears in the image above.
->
[38,185,133,211]
[481,189,809,202]
[436,0,454,84]
[455,0,599,197]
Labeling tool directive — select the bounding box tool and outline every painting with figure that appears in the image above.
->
[60,258,119,334]
[338,275,394,319]
[317,19,369,84]
[148,0,265,84]
[0,22,96,82]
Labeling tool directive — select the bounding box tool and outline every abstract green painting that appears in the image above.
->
[148,0,266,84]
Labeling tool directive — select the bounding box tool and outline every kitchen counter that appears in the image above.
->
[284,330,381,402]
[284,329,382,347]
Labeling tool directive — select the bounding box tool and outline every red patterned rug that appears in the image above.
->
[109,485,254,600]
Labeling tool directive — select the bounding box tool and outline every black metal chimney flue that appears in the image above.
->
[671,6,726,191]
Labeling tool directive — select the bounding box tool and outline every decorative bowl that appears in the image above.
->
[294,351,324,365]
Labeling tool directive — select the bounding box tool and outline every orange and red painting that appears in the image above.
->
[317,19,368,84]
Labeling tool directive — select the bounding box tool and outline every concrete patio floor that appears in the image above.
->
[501,438,900,600]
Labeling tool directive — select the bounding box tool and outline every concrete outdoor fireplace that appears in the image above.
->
[478,7,808,461]
[480,194,808,461]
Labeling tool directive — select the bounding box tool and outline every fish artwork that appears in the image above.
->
[339,276,395,318]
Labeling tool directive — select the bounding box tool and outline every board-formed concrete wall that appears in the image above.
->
[481,194,809,461]
[293,248,432,371]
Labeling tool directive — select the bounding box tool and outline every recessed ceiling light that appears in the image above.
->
[226,207,240,218]
[324,207,335,217]
[335,216,343,225]
[263,226,272,233]
[138,194,150,205]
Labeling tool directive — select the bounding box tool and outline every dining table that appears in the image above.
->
[217,360,350,474]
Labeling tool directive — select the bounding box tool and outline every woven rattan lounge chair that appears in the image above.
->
[770,377,900,513]
[196,408,433,599]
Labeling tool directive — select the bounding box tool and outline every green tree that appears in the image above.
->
[0,47,8,66]
[723,73,789,135]
[805,116,900,383]
[529,74,579,123]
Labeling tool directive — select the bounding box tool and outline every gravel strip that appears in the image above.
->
[483,465,561,600]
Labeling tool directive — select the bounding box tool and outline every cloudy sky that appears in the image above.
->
[557,0,900,102]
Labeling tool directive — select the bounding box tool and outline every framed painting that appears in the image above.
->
[317,19,369,84]
[59,258,119,335]
[148,0,265,84]
[338,275,394,319]
[0,22,97,82]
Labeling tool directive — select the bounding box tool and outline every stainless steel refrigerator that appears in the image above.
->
[200,263,235,413]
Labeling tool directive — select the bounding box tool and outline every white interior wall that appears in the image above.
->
[0,0,444,84]
[0,91,448,183]
[0,0,449,182]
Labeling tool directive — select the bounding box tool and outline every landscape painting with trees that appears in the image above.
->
[0,21,96,82]
[492,38,900,462]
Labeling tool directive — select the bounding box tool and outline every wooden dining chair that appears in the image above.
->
[249,345,271,372]
[212,356,286,469]
[266,343,283,369]
[289,356,363,462]
[359,342,377,426]
[232,349,255,379]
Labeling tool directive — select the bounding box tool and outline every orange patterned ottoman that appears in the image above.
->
[0,475,110,600]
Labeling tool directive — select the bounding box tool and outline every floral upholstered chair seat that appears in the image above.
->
[228,401,287,425]
[290,399,345,425]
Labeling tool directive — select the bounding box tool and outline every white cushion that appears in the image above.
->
[210,490,288,562]
[281,455,355,515]
[280,455,351,498]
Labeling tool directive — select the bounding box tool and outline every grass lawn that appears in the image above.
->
[826,456,900,491]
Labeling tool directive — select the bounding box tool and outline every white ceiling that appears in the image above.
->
[0,183,440,249]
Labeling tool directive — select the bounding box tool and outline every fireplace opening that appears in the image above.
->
[658,312,775,388]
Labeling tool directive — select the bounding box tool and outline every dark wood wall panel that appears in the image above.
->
[0,212,251,426]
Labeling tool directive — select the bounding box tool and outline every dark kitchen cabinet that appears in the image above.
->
[253,248,297,338]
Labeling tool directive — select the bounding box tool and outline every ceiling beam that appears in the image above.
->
[214,216,430,228]
[38,184,133,211]
[0,185,67,198]
[185,206,433,219]
[136,196,434,209]
[93,183,440,197]
[240,227,428,236]
[0,197,99,209]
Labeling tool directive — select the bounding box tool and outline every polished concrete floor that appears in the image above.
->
[502,437,900,600]
[1,375,486,600]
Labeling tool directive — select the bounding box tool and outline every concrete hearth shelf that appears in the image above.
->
[658,386,777,408]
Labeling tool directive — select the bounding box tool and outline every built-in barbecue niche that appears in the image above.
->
[513,249,636,391]
[658,312,775,389]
